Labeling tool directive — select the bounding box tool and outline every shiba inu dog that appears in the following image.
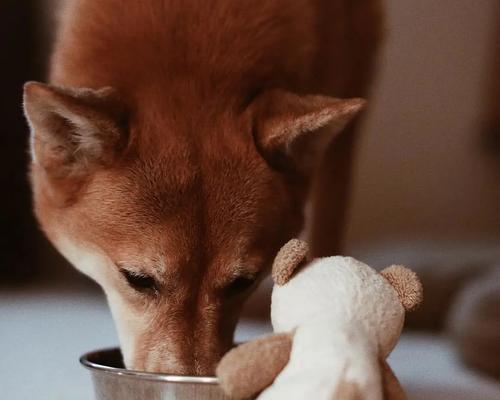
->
[23,0,382,375]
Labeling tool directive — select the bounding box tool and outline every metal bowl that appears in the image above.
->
[80,348,231,400]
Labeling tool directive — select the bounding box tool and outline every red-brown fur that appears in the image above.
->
[26,0,382,374]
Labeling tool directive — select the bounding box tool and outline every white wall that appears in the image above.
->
[346,0,500,248]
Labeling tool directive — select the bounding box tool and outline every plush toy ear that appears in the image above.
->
[23,81,128,203]
[381,265,423,311]
[251,89,365,172]
[272,239,309,286]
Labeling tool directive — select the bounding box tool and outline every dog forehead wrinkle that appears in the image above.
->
[79,159,201,236]
[131,157,200,206]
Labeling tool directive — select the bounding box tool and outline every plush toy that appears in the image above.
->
[216,239,423,400]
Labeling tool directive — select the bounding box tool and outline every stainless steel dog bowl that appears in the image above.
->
[80,348,231,400]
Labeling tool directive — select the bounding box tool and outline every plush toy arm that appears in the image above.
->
[216,332,293,399]
[381,360,407,400]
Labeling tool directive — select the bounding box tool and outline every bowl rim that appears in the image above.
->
[80,347,220,385]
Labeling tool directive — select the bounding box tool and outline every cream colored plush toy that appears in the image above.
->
[216,239,423,400]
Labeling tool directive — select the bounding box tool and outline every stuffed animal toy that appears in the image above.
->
[216,239,423,400]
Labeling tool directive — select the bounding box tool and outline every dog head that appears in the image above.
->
[24,81,363,374]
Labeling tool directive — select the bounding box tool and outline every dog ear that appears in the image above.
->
[23,82,128,203]
[380,265,424,311]
[23,81,128,176]
[251,89,365,173]
[272,239,309,286]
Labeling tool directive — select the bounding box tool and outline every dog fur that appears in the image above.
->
[24,0,382,375]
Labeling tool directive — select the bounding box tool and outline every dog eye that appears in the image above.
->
[120,269,157,293]
[225,276,256,297]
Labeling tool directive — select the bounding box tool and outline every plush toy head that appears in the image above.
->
[270,239,423,356]
[217,239,423,400]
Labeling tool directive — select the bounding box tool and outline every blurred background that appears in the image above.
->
[1,0,499,399]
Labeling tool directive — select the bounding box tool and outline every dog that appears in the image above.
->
[23,0,382,375]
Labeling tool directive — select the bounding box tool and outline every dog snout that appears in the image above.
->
[131,311,234,376]
[138,337,230,376]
